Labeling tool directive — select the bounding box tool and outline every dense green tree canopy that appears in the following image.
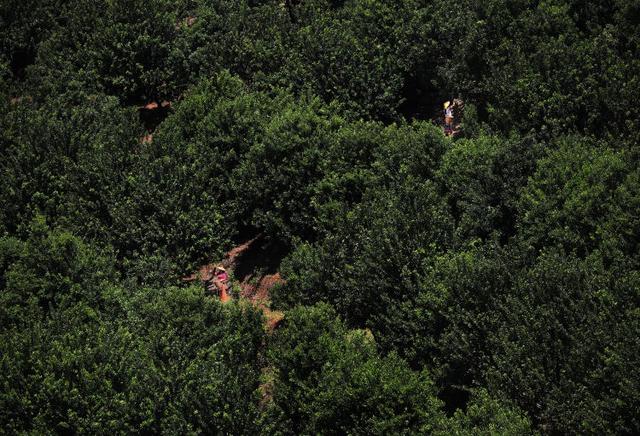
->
[1,0,638,433]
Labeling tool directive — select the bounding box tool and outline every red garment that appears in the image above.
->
[215,271,228,282]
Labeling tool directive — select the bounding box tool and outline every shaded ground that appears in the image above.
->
[138,100,172,143]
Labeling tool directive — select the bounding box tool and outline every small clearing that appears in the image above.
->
[186,235,287,331]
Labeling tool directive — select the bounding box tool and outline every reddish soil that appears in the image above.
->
[242,272,285,332]
[222,235,261,270]
[241,272,283,302]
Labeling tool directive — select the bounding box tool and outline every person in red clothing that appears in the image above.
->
[204,265,231,302]
[213,265,228,283]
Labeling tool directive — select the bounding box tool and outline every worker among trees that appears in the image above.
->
[444,101,454,136]
[214,265,228,284]
[204,265,231,302]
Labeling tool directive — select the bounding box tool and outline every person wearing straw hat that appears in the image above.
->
[213,265,228,283]
[443,101,454,136]
[204,265,231,302]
